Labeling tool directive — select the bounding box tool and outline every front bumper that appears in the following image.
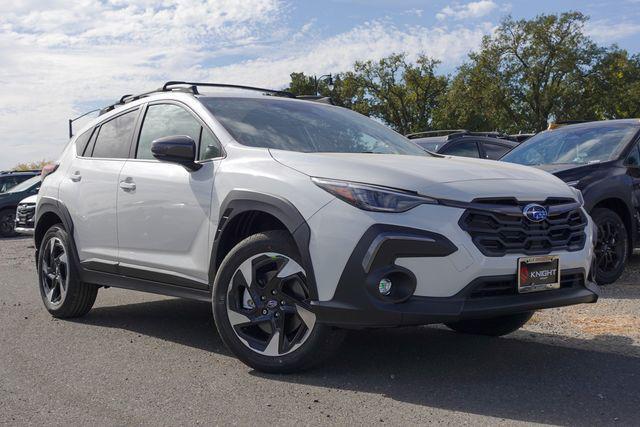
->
[308,213,597,328]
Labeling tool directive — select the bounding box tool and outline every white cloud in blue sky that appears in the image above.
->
[1,0,639,168]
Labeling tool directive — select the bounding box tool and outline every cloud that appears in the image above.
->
[436,1,497,21]
[0,1,492,169]
[586,20,640,42]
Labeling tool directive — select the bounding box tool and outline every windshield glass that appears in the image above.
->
[6,176,40,193]
[202,97,428,156]
[502,122,639,165]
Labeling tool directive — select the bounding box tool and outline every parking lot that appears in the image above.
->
[1,236,639,425]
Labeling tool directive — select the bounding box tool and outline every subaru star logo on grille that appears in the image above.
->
[523,203,548,222]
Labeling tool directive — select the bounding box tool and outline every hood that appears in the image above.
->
[270,150,576,202]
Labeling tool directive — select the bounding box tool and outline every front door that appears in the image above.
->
[116,102,223,287]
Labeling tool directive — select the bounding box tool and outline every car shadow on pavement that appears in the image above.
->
[75,297,639,425]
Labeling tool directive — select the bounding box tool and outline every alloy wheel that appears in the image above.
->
[41,237,69,306]
[226,253,316,356]
[595,219,626,277]
[0,212,15,236]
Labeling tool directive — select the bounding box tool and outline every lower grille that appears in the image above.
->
[470,271,584,299]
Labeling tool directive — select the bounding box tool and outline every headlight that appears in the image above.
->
[570,186,584,206]
[311,177,437,212]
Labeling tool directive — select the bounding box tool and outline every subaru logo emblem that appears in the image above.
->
[523,203,548,222]
[266,300,278,309]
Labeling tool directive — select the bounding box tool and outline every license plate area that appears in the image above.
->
[517,255,560,293]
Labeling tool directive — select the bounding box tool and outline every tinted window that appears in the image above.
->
[91,109,138,159]
[203,97,428,156]
[75,128,94,156]
[137,104,203,160]
[483,143,512,160]
[415,140,443,152]
[199,127,223,160]
[503,122,640,166]
[0,177,20,193]
[626,142,640,167]
[6,176,40,193]
[441,141,480,158]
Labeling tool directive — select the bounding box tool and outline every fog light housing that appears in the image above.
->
[378,278,392,295]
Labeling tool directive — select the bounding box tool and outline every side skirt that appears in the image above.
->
[80,266,212,302]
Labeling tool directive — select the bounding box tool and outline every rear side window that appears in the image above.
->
[137,104,200,160]
[75,128,94,156]
[441,141,480,158]
[483,143,512,160]
[91,109,138,159]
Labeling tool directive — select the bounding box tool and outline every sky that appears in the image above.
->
[1,0,639,169]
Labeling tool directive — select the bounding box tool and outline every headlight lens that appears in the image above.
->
[570,186,584,206]
[311,177,437,212]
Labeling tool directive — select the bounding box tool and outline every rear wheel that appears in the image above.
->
[212,230,343,373]
[592,208,628,285]
[445,311,534,336]
[0,209,17,237]
[38,225,98,318]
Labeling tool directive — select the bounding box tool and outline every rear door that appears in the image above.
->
[58,108,140,267]
[116,101,223,287]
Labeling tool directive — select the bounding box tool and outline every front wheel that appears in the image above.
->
[445,311,534,336]
[212,230,344,373]
[0,209,17,237]
[592,208,628,285]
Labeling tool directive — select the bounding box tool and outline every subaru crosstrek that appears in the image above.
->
[35,82,598,373]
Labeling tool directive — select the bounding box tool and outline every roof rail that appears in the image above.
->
[96,81,297,117]
[406,130,468,139]
[162,81,296,98]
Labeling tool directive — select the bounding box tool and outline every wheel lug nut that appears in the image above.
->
[280,300,285,305]
[260,296,266,301]
[274,312,279,318]
[271,290,277,295]
[262,309,268,315]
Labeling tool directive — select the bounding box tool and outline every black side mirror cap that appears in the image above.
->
[151,135,202,171]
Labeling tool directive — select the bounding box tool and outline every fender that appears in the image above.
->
[210,190,318,299]
[34,197,80,268]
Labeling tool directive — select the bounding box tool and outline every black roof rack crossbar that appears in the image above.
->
[406,130,468,139]
[162,81,296,98]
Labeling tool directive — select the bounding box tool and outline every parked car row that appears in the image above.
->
[407,130,519,159]
[0,175,40,237]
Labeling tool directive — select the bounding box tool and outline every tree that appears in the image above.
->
[586,49,640,119]
[13,160,51,171]
[436,12,603,133]
[352,54,448,134]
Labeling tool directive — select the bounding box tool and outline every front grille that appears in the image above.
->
[16,203,35,225]
[459,198,587,257]
[470,271,584,299]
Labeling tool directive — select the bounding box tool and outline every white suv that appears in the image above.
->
[35,82,598,372]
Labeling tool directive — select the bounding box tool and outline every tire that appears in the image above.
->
[591,208,628,285]
[212,230,344,373]
[445,311,534,337]
[37,224,98,318]
[0,208,18,237]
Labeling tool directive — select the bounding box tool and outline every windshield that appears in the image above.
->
[502,122,639,165]
[202,97,428,156]
[6,176,40,193]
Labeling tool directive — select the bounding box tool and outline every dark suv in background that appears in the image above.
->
[0,176,40,237]
[408,130,519,159]
[502,119,640,284]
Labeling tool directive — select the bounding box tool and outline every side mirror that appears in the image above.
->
[151,135,201,171]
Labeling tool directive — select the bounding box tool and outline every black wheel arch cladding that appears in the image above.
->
[211,190,318,299]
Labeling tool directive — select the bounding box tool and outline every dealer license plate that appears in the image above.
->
[517,255,560,293]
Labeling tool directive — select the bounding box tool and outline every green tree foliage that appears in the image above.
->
[13,160,51,171]
[286,12,639,135]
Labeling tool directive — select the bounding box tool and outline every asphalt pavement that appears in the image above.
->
[1,236,639,426]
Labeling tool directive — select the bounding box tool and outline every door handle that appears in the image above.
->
[119,180,136,191]
[70,172,82,182]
